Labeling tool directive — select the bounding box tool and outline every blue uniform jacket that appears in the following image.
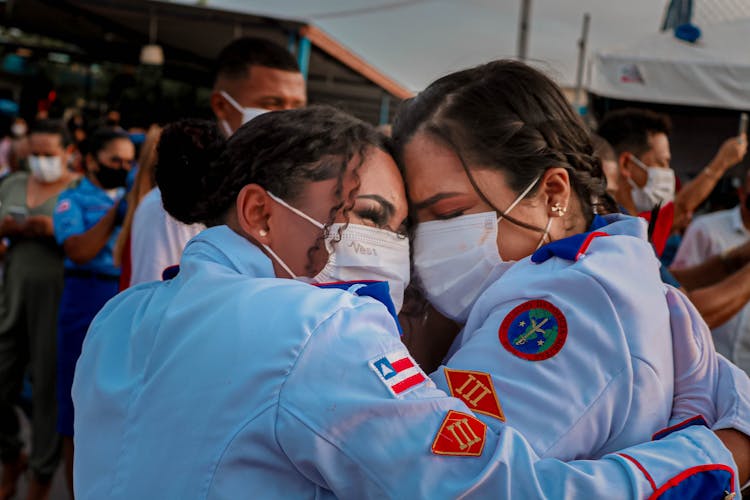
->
[72,225,740,499]
[434,214,750,468]
[53,177,123,275]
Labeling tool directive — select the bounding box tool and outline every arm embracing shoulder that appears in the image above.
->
[275,299,738,499]
[666,285,750,485]
[666,284,750,433]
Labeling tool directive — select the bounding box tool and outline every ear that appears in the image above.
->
[540,167,571,216]
[235,184,272,245]
[210,91,228,122]
[618,152,633,179]
[84,153,98,173]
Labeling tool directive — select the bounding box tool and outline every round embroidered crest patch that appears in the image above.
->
[498,299,567,361]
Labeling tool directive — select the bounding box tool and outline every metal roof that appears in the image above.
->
[1,0,412,123]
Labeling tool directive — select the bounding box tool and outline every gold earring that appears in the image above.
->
[551,203,567,216]
[259,229,268,237]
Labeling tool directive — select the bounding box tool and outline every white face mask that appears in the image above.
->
[414,175,548,323]
[11,122,27,137]
[262,192,410,312]
[28,155,63,183]
[628,155,675,213]
[219,90,268,136]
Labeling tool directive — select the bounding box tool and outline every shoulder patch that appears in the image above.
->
[444,368,505,421]
[55,199,71,213]
[369,351,426,397]
[498,299,567,361]
[431,410,487,457]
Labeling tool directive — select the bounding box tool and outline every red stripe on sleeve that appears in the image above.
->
[391,358,415,372]
[618,453,657,492]
[392,374,425,394]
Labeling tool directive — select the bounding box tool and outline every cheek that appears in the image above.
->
[495,208,548,261]
[308,243,330,274]
[496,224,529,261]
[273,217,330,275]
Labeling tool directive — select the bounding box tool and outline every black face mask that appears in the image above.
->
[95,162,128,189]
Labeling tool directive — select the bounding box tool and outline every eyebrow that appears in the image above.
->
[410,192,464,211]
[357,194,395,219]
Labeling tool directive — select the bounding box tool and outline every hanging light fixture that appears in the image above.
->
[140,11,164,66]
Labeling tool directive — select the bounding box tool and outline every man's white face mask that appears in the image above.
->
[218,90,268,136]
[628,155,675,213]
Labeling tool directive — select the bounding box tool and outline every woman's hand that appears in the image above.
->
[22,215,54,238]
[0,216,23,238]
[715,428,750,485]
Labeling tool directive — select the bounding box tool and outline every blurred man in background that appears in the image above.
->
[210,37,306,137]
[129,37,308,286]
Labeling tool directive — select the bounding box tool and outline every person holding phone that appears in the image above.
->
[0,119,77,499]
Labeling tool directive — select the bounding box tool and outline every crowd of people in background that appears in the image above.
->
[0,34,747,499]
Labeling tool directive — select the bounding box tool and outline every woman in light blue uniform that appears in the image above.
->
[73,109,741,499]
[393,60,750,489]
[53,127,134,493]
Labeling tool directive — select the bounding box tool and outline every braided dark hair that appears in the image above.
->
[393,60,616,225]
[156,106,388,272]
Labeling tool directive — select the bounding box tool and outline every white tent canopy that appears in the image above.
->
[589,18,750,110]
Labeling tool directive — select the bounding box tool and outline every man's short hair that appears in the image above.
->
[214,37,300,84]
[597,108,672,156]
[29,119,72,146]
[590,133,616,163]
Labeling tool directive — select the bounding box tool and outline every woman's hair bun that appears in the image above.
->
[155,119,225,224]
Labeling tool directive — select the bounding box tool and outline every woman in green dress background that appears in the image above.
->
[0,119,77,500]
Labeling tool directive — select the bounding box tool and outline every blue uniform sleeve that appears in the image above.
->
[276,300,738,498]
[53,191,85,245]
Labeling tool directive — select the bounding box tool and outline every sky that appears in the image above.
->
[180,0,671,91]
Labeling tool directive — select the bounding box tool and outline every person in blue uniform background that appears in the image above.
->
[52,127,134,496]
[392,59,750,487]
[71,110,743,499]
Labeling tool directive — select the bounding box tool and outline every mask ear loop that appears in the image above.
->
[535,217,554,250]
[261,192,328,279]
[628,154,649,172]
[219,90,245,114]
[497,174,542,223]
[261,243,298,279]
[429,127,549,234]
[266,192,326,230]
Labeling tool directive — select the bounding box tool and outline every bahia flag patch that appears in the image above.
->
[370,350,427,398]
